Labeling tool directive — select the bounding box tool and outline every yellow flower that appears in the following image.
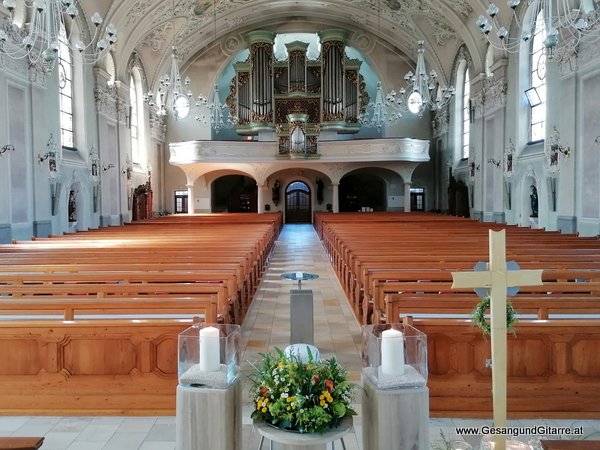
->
[286,406,291,411]
[261,407,267,413]
[264,398,269,404]
[319,400,325,407]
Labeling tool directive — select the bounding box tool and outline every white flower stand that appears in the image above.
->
[253,416,353,450]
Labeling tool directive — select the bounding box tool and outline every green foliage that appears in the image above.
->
[249,347,357,434]
[471,296,517,336]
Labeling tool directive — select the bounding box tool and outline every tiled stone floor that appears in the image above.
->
[1,224,599,449]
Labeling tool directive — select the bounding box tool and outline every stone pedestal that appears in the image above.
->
[254,416,352,450]
[290,289,314,345]
[176,380,241,450]
[362,376,429,450]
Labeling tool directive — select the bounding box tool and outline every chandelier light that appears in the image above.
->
[194,85,238,133]
[0,0,116,70]
[475,0,600,59]
[144,46,193,120]
[360,41,454,130]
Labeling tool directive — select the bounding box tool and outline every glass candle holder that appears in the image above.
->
[178,322,241,389]
[362,323,428,389]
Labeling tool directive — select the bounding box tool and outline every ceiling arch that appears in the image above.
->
[80,0,489,85]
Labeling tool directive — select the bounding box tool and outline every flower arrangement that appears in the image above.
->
[249,347,356,434]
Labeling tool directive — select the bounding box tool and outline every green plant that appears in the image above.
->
[249,347,356,434]
[471,296,517,336]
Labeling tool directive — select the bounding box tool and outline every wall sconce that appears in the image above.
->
[38,134,59,171]
[121,157,132,181]
[1,144,15,157]
[546,127,571,175]
[103,164,115,172]
[469,160,480,178]
[487,158,501,168]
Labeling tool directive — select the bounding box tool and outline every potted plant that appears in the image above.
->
[249,348,356,434]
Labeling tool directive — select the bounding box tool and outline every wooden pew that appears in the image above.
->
[0,437,44,450]
[402,316,600,418]
[0,317,193,415]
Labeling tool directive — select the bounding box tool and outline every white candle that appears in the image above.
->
[199,326,220,372]
[296,272,303,280]
[381,329,405,376]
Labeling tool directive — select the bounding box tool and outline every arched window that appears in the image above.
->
[462,68,470,159]
[129,67,146,165]
[129,75,139,162]
[529,10,546,142]
[453,56,470,161]
[58,22,74,149]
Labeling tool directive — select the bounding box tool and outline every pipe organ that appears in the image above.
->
[230,29,367,145]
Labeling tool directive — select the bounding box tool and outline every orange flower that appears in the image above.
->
[259,386,269,396]
[312,374,320,384]
[325,379,334,392]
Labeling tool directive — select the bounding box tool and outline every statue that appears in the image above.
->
[68,190,76,223]
[529,185,538,218]
[316,178,324,205]
[272,179,280,206]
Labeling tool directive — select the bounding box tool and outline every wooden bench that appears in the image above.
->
[0,317,194,415]
[400,316,600,418]
[0,437,44,450]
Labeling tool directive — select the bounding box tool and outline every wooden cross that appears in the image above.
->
[451,229,543,450]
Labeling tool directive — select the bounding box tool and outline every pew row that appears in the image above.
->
[0,318,194,415]
[402,317,600,418]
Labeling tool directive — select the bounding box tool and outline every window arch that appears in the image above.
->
[462,68,471,159]
[453,57,470,161]
[529,10,546,142]
[129,67,145,165]
[58,22,74,149]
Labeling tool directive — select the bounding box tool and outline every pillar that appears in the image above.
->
[332,183,339,213]
[187,183,195,215]
[404,181,412,212]
[257,184,265,214]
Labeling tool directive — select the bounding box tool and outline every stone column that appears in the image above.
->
[404,181,412,212]
[332,183,339,213]
[187,183,195,215]
[257,184,265,213]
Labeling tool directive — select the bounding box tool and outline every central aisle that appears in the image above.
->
[240,224,364,449]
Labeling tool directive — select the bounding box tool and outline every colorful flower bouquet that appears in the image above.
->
[249,347,356,434]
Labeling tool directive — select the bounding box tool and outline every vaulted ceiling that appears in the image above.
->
[79,0,495,87]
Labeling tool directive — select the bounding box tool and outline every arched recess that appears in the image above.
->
[338,167,402,212]
[212,175,257,213]
[522,173,538,228]
[285,181,312,224]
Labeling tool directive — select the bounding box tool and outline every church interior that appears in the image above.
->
[1,0,600,449]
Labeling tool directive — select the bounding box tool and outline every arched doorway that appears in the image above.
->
[339,173,386,212]
[212,175,257,213]
[285,181,311,223]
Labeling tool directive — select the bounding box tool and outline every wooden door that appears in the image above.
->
[285,181,311,223]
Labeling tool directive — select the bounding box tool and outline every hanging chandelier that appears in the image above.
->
[144,46,193,120]
[0,0,116,70]
[475,0,600,60]
[359,41,455,130]
[194,85,238,133]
